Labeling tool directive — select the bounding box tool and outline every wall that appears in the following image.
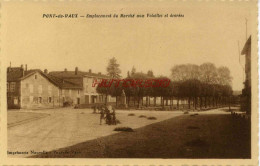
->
[61,88,82,105]
[20,72,61,109]
[7,81,21,109]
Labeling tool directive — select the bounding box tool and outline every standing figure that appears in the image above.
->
[105,106,112,125]
[111,107,117,125]
[100,107,105,125]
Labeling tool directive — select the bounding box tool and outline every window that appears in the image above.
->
[29,84,33,93]
[35,75,37,79]
[14,97,18,105]
[7,83,9,92]
[38,97,42,103]
[38,85,42,94]
[48,97,52,103]
[10,82,16,92]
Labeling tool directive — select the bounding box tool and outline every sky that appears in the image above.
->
[2,1,257,91]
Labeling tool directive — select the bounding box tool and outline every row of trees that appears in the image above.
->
[97,57,233,110]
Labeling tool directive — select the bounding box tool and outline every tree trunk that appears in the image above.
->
[154,97,156,106]
[105,93,108,105]
[204,97,207,108]
[146,96,148,107]
[177,97,179,110]
[188,97,191,109]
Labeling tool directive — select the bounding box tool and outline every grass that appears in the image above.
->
[114,127,134,132]
[31,114,251,158]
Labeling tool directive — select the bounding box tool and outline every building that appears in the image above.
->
[241,36,251,114]
[7,65,61,109]
[7,65,116,109]
[49,67,116,105]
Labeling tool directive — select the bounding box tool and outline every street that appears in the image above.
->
[8,108,184,157]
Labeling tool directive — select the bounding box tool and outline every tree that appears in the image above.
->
[147,70,154,77]
[217,66,232,86]
[106,57,121,78]
[131,66,136,76]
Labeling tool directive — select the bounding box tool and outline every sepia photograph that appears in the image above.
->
[0,0,258,165]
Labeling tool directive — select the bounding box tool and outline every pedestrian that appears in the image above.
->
[100,107,105,125]
[105,105,112,125]
[111,107,117,125]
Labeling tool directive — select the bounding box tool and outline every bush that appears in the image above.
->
[128,113,135,116]
[184,111,189,114]
[139,115,146,118]
[114,127,134,132]
[147,116,157,120]
[190,113,199,117]
[64,101,73,107]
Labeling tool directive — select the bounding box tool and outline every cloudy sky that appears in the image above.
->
[2,1,257,90]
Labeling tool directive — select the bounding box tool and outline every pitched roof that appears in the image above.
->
[46,74,82,89]
[7,67,42,82]
[7,67,82,89]
[7,68,60,87]
[49,71,110,79]
[241,36,251,55]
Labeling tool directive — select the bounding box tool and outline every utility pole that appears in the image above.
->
[238,41,245,82]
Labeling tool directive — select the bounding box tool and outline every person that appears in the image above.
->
[105,105,112,125]
[100,106,105,125]
[111,107,117,125]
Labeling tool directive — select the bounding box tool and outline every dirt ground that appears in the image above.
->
[31,110,250,158]
[8,108,183,157]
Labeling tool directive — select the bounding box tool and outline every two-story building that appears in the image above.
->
[7,65,61,109]
[49,67,116,105]
[7,65,116,109]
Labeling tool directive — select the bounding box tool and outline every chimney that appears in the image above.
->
[89,69,92,73]
[64,68,67,72]
[44,69,48,74]
[75,67,78,75]
[25,64,27,71]
[20,65,24,77]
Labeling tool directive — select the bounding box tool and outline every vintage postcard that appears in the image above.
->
[0,0,258,165]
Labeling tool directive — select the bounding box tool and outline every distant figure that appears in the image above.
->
[100,107,105,125]
[111,107,117,125]
[106,105,112,125]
